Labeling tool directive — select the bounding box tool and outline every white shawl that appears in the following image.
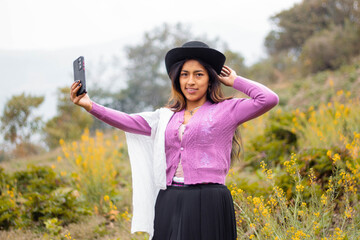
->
[125,107,174,237]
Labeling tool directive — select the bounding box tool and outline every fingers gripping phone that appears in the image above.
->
[73,56,87,96]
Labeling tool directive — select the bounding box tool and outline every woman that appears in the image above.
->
[70,41,279,240]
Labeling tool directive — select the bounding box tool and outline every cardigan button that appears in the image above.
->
[180,147,184,151]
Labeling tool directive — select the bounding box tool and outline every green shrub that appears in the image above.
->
[43,218,63,240]
[0,165,91,230]
[0,193,21,230]
[24,187,90,225]
[13,165,61,194]
[245,110,298,169]
[0,167,10,192]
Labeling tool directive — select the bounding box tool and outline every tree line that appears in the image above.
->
[265,0,360,73]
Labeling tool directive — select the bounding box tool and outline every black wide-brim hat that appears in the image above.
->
[165,41,226,75]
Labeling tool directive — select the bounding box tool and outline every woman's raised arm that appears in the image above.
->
[70,80,151,136]
[217,66,279,126]
[88,102,151,136]
[230,75,279,125]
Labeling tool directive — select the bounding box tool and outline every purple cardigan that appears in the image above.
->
[89,76,279,185]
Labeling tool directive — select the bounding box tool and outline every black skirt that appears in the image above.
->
[152,183,237,240]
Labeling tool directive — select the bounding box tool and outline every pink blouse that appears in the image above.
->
[88,76,279,186]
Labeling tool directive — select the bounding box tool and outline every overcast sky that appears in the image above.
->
[0,0,301,122]
[0,0,301,59]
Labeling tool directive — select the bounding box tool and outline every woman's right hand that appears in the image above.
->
[70,80,92,112]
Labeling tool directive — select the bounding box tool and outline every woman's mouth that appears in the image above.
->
[186,88,197,94]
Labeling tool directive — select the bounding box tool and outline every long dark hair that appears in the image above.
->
[166,58,243,162]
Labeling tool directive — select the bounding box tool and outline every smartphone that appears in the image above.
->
[73,56,87,96]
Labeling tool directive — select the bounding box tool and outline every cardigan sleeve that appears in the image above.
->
[88,101,152,136]
[229,76,279,125]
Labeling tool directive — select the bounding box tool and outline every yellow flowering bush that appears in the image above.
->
[228,150,359,239]
[59,129,126,215]
[229,89,360,240]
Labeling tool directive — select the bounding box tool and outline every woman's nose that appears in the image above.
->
[188,74,195,84]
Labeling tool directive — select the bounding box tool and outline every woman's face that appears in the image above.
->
[179,59,209,106]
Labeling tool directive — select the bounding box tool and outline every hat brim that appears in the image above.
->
[165,47,225,75]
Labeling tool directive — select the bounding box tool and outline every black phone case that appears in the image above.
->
[73,56,87,96]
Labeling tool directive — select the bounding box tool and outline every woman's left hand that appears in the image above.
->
[218,65,237,87]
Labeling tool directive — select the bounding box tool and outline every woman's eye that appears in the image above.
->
[180,73,187,77]
[197,73,203,77]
